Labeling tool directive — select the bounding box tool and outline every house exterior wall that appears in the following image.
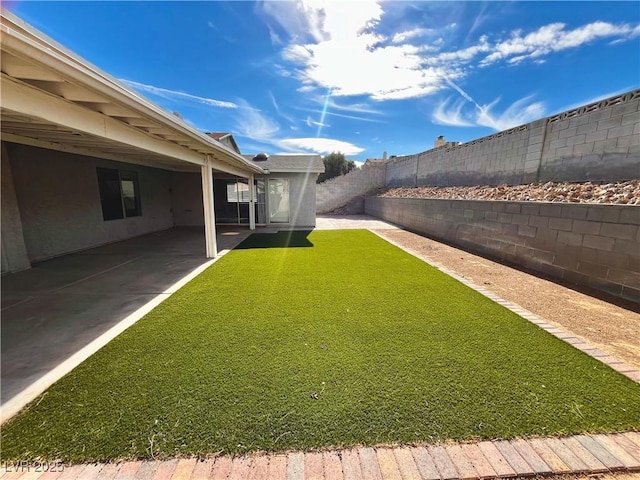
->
[263,172,318,227]
[172,172,204,227]
[1,142,31,273]
[1,142,320,272]
[365,196,640,303]
[6,143,174,263]
[171,172,319,228]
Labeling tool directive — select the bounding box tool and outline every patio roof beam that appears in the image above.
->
[2,75,208,166]
[210,159,254,179]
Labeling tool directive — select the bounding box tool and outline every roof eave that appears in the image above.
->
[0,9,265,175]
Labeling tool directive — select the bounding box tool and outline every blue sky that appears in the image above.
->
[9,1,640,163]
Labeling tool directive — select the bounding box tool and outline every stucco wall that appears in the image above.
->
[264,172,318,227]
[316,162,386,213]
[172,172,204,227]
[171,172,318,228]
[366,196,640,303]
[1,142,30,273]
[386,89,640,187]
[7,143,174,263]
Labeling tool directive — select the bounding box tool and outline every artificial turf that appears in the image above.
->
[2,230,639,462]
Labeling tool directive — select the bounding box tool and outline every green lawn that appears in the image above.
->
[2,230,639,462]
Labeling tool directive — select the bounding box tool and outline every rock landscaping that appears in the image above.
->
[380,180,640,205]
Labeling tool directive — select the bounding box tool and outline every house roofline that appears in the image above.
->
[0,9,264,175]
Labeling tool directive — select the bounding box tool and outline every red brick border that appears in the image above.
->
[11,432,637,479]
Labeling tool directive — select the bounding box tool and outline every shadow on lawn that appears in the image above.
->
[235,230,314,249]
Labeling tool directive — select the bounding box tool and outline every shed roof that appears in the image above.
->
[243,154,324,173]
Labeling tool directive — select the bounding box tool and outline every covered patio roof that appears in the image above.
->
[0,9,264,178]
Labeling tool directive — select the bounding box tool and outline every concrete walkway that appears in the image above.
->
[315,215,400,231]
[4,432,640,479]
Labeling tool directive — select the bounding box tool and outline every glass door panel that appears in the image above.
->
[268,178,290,224]
[255,179,266,224]
[237,179,250,224]
[214,179,238,223]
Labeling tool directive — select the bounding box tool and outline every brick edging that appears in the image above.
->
[369,229,640,384]
[19,432,640,479]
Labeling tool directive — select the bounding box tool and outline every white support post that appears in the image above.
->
[201,160,218,258]
[248,174,256,231]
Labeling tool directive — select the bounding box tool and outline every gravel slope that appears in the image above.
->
[380,180,640,204]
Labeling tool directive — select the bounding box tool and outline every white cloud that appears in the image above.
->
[233,101,280,142]
[480,21,640,66]
[232,101,363,155]
[306,116,330,128]
[260,1,449,100]
[391,27,433,43]
[298,108,386,124]
[432,94,546,131]
[257,1,330,44]
[267,24,284,46]
[321,98,383,115]
[478,96,546,130]
[121,79,238,109]
[259,1,640,102]
[432,97,475,127]
[277,137,365,155]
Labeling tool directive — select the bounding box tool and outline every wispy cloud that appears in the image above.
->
[306,116,330,128]
[232,100,280,142]
[278,138,365,155]
[298,108,386,124]
[432,97,475,127]
[121,79,239,109]
[322,98,384,115]
[232,100,363,155]
[432,91,546,131]
[391,27,433,44]
[258,1,640,102]
[477,96,546,131]
[269,91,297,124]
[465,4,489,44]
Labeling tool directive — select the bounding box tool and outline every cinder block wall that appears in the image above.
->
[316,162,386,213]
[386,89,640,187]
[365,196,640,303]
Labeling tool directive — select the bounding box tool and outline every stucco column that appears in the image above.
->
[201,160,217,258]
[248,174,256,230]
[1,142,31,273]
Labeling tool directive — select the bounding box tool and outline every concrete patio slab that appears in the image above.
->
[1,226,252,415]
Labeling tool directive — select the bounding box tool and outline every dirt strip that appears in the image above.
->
[374,229,640,370]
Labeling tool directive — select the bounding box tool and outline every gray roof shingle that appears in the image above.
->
[243,154,324,173]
